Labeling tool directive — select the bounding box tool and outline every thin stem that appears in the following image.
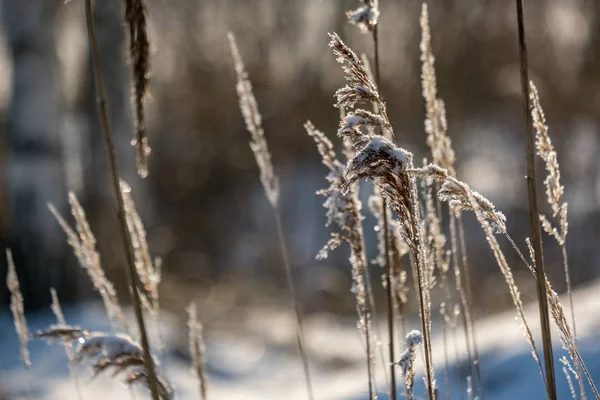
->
[373,24,381,91]
[373,20,397,400]
[562,245,583,398]
[442,323,450,400]
[452,323,465,400]
[273,209,315,400]
[411,216,435,400]
[574,347,600,400]
[83,1,160,398]
[457,214,485,399]
[561,245,577,341]
[449,214,474,384]
[383,206,396,399]
[515,2,557,398]
[365,309,376,400]
[365,256,391,391]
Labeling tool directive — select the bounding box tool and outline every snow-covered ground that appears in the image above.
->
[1,281,600,399]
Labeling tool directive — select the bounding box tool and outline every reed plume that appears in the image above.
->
[329,31,436,399]
[529,80,587,398]
[519,239,597,399]
[347,3,399,395]
[420,4,455,176]
[306,120,376,399]
[187,302,208,400]
[121,180,162,314]
[6,248,32,400]
[49,194,128,332]
[407,160,551,390]
[229,32,313,400]
[123,0,151,177]
[529,82,576,340]
[228,33,279,207]
[419,4,485,394]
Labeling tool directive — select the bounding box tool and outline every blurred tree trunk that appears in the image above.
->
[2,0,74,308]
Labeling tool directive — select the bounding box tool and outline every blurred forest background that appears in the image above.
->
[0,0,599,326]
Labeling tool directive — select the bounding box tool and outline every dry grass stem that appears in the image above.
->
[123,0,151,177]
[6,249,30,368]
[515,2,557,397]
[307,121,376,399]
[419,3,455,176]
[228,32,279,208]
[449,213,476,387]
[50,288,83,399]
[530,82,577,350]
[121,180,162,313]
[49,196,128,332]
[187,302,208,400]
[230,33,313,400]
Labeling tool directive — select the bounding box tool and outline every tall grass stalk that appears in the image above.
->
[356,52,393,392]
[49,195,128,333]
[530,81,584,398]
[345,2,400,393]
[5,249,33,400]
[84,0,160,398]
[307,121,376,399]
[514,1,557,398]
[330,30,436,398]
[529,82,577,343]
[449,212,475,393]
[419,4,483,396]
[456,212,484,398]
[370,4,397,398]
[228,33,314,400]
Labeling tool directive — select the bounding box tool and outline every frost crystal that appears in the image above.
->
[346,1,379,33]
